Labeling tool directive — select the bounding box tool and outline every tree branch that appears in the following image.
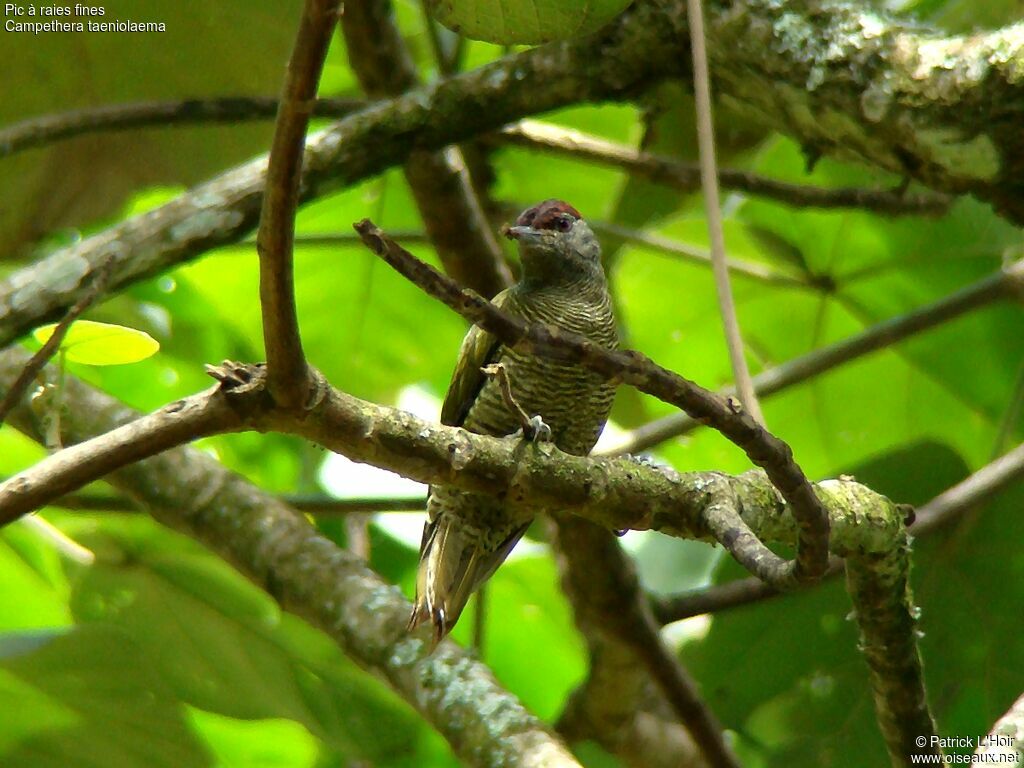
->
[913,439,1024,537]
[5,4,1023,344]
[611,260,1022,455]
[354,220,831,586]
[42,491,425,514]
[495,121,952,215]
[257,0,341,407]
[653,437,1024,624]
[339,0,512,297]
[1,96,949,217]
[554,516,739,768]
[706,0,1024,221]
[0,257,113,427]
[0,349,580,768]
[0,349,935,764]
[0,97,364,158]
[688,0,765,426]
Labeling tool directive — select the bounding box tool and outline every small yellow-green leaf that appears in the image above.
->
[426,0,632,45]
[32,320,160,366]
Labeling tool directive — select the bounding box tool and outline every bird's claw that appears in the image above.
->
[526,414,552,443]
[512,415,552,444]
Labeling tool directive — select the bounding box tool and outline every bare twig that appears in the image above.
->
[610,265,1017,455]
[354,221,831,585]
[0,258,114,427]
[654,439,1024,625]
[496,121,952,216]
[257,0,341,408]
[45,491,425,513]
[651,559,845,624]
[913,440,1024,537]
[17,515,95,565]
[688,0,765,426]
[0,97,364,159]
[593,221,811,289]
[340,0,511,298]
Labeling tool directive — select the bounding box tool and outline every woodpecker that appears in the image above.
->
[408,199,618,643]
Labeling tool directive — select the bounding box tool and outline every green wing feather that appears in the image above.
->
[439,287,512,427]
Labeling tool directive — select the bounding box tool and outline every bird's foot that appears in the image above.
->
[512,414,552,444]
[482,363,551,443]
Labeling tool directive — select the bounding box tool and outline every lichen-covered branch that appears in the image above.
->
[845,550,939,766]
[706,0,1024,220]
[6,2,1023,347]
[976,692,1024,762]
[0,361,898,558]
[495,121,951,215]
[0,350,936,763]
[0,349,580,768]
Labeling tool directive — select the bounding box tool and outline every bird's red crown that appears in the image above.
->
[515,199,581,230]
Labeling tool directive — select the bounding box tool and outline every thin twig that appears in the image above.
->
[0,97,364,159]
[495,121,952,216]
[44,491,425,513]
[0,258,114,427]
[913,440,1024,537]
[591,222,811,289]
[257,0,342,408]
[0,384,242,527]
[688,0,765,426]
[340,0,511,298]
[610,266,1016,455]
[654,439,1024,625]
[354,221,831,585]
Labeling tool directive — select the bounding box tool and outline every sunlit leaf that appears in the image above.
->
[32,319,159,366]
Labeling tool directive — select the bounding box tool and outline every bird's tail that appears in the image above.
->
[408,515,529,646]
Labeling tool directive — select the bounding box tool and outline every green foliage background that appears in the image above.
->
[1,0,1022,766]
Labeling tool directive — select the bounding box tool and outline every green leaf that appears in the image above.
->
[32,319,159,366]
[186,709,319,768]
[0,625,210,767]
[426,0,632,44]
[66,516,442,764]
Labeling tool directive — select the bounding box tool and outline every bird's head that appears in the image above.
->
[505,199,603,284]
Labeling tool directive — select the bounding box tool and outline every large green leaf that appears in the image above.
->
[54,515,450,766]
[0,625,211,767]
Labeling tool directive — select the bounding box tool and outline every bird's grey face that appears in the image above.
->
[505,199,603,283]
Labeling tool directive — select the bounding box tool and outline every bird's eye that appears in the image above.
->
[555,216,573,232]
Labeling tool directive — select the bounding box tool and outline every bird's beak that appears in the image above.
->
[506,225,544,243]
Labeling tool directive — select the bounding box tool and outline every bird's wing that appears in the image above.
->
[439,287,512,427]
